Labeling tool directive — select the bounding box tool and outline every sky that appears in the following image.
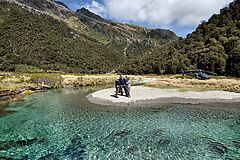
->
[59,0,233,37]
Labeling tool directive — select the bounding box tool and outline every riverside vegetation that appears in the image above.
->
[0,0,240,77]
[1,72,240,98]
[0,72,145,98]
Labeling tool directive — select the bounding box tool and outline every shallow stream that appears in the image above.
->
[0,87,239,159]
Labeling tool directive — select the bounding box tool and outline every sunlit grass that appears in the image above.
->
[1,72,240,93]
[146,76,240,93]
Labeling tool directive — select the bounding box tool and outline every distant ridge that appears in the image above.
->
[53,0,70,10]
[76,7,107,22]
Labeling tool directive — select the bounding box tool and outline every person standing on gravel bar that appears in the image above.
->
[122,76,128,96]
[125,76,131,97]
[115,75,124,97]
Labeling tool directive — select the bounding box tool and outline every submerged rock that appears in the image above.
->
[158,139,171,146]
[103,129,132,141]
[38,153,60,160]
[0,157,14,160]
[0,137,46,150]
[232,141,240,148]
[63,136,87,159]
[126,146,138,155]
[114,130,132,137]
[20,155,29,160]
[152,128,165,136]
[208,141,228,155]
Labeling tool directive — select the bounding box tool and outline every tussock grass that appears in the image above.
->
[0,72,144,90]
[1,72,239,93]
[61,75,144,87]
[146,76,240,93]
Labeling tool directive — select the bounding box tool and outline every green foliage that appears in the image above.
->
[0,0,240,77]
[118,0,240,77]
[15,65,44,73]
[182,0,240,76]
[0,1,120,74]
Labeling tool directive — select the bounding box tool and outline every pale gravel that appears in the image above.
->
[86,86,240,106]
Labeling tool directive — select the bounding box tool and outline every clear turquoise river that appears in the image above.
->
[0,87,239,160]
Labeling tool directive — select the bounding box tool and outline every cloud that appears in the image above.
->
[103,0,233,27]
[83,1,107,17]
[66,0,233,36]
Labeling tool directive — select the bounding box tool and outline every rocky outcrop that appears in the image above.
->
[15,0,71,13]
[76,7,107,22]
[146,29,178,41]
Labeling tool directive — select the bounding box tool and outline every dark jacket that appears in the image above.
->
[119,78,124,85]
[122,78,127,85]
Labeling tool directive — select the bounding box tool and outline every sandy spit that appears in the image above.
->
[86,86,240,106]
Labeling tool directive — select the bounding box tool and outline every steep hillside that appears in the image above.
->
[11,0,88,32]
[0,1,120,73]
[183,0,240,76]
[119,0,240,77]
[0,0,179,74]
[9,0,178,45]
[75,7,178,59]
[76,7,178,43]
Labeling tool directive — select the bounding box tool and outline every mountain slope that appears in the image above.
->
[118,0,240,77]
[76,7,178,43]
[2,0,238,76]
[0,1,120,73]
[10,0,88,32]
[10,0,178,45]
[0,0,179,74]
[182,0,240,76]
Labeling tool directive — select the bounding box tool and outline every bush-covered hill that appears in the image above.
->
[0,0,239,77]
[0,1,120,73]
[119,0,240,77]
[184,0,240,77]
[12,0,178,56]
[0,0,179,74]
[76,7,178,44]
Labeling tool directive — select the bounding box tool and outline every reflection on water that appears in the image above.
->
[0,87,239,160]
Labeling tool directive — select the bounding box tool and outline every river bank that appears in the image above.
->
[1,72,240,102]
[0,72,145,104]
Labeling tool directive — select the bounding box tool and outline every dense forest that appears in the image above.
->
[0,0,177,74]
[0,0,240,77]
[119,0,240,77]
[0,1,121,73]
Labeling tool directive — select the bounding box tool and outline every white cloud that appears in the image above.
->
[103,0,233,27]
[83,1,107,17]
[71,0,233,36]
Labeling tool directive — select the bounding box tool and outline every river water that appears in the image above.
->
[0,87,239,160]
